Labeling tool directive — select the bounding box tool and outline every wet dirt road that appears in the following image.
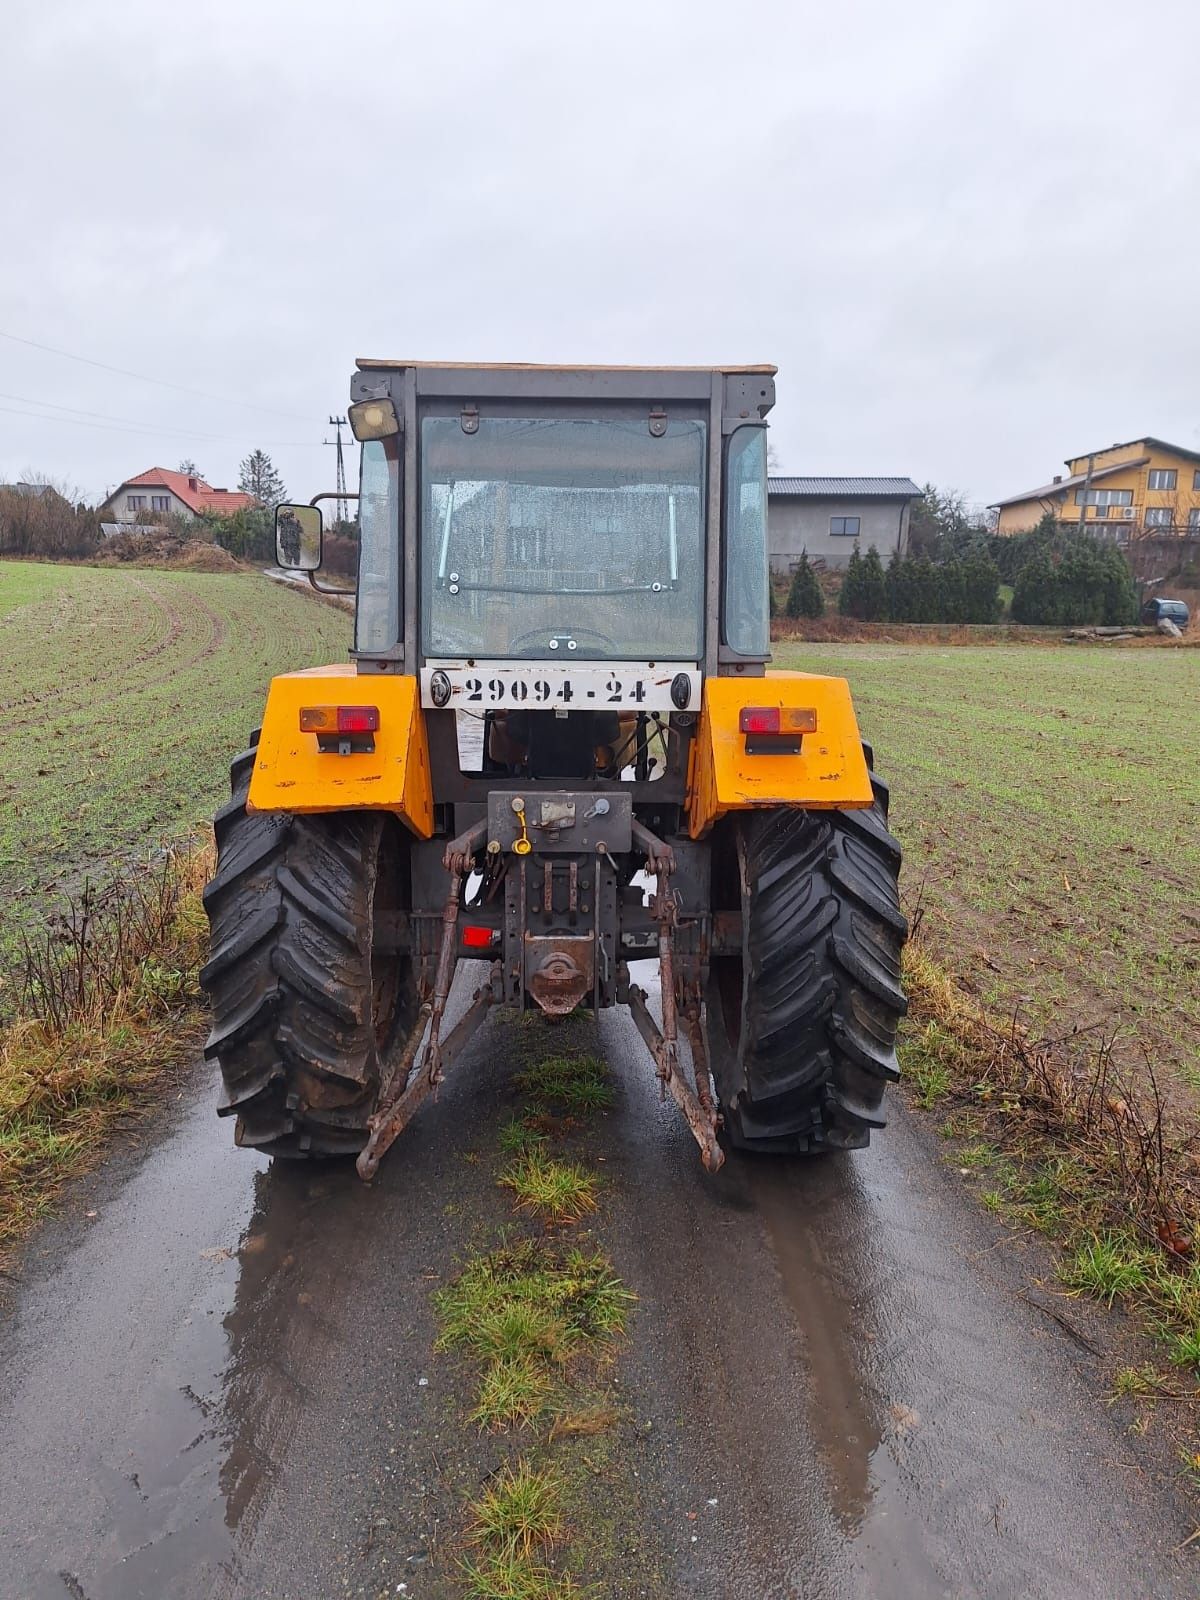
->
[1,986,1195,1600]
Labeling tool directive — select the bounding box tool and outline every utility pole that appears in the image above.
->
[1077,452,1095,533]
[326,415,349,524]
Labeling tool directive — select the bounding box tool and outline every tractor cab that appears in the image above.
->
[281,363,776,792]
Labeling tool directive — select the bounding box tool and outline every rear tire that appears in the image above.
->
[200,734,419,1157]
[705,757,907,1154]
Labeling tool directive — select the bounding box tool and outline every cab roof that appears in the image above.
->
[355,359,777,375]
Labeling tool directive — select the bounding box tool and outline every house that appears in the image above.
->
[767,477,922,572]
[991,437,1200,537]
[100,468,255,523]
[0,481,72,509]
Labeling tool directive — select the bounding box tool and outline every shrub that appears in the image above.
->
[839,546,887,620]
[961,552,1003,623]
[859,546,887,620]
[785,551,824,618]
[0,485,98,558]
[1010,535,1137,626]
[838,546,864,617]
[203,507,274,563]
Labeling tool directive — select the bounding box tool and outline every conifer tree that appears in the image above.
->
[786,551,825,618]
[839,546,864,616]
[859,547,887,621]
[238,449,287,507]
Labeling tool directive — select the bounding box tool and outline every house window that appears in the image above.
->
[151,495,170,511]
[1189,508,1200,529]
[1193,469,1200,492]
[126,494,145,510]
[511,528,547,566]
[1145,507,1173,527]
[830,515,860,537]
[1148,468,1177,491]
[1074,487,1133,506]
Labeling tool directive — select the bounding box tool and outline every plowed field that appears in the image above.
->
[0,561,350,978]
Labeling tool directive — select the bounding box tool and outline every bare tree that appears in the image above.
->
[1138,483,1200,538]
[0,472,96,557]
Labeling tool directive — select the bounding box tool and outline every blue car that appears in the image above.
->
[1142,596,1190,627]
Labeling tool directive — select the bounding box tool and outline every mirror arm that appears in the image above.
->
[304,492,359,595]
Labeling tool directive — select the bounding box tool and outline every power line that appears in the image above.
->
[0,328,314,423]
[0,389,229,439]
[0,399,322,449]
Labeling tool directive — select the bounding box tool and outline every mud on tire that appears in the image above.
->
[200,733,418,1157]
[705,751,907,1154]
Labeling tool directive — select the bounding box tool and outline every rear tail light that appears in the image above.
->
[738,706,817,736]
[299,705,381,734]
[462,924,499,949]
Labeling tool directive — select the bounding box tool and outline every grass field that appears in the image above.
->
[774,640,1200,1095]
[0,560,351,989]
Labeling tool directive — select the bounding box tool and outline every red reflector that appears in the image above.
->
[738,706,818,736]
[462,924,496,948]
[336,706,379,734]
[300,705,380,735]
[739,706,781,735]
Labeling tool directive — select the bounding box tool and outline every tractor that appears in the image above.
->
[201,361,907,1177]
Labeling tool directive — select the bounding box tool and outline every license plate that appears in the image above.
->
[420,664,701,713]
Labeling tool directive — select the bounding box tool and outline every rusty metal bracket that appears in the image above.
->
[356,981,494,1181]
[653,877,681,1099]
[625,817,722,1170]
[627,983,723,1173]
[355,835,489,1181]
[444,818,487,878]
[681,984,719,1127]
[631,818,676,877]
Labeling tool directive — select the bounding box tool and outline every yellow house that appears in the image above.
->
[991,437,1200,536]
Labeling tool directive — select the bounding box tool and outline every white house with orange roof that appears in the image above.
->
[100,468,256,523]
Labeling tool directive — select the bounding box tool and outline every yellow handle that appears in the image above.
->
[512,799,532,856]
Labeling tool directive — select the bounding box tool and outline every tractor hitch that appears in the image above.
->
[356,832,493,1181]
[625,823,723,1173]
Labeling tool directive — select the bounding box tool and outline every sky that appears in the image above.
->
[2,0,1199,511]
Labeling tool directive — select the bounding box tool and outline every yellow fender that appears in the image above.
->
[687,672,874,840]
[247,665,434,838]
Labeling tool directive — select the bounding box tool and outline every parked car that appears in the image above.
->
[1141,596,1190,627]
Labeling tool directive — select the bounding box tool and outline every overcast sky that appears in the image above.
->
[2,0,1198,509]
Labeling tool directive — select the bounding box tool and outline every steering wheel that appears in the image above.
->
[507,625,620,654]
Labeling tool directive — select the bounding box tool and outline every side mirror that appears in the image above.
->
[275,504,323,571]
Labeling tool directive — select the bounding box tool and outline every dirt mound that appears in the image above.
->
[93,531,243,571]
[175,542,241,572]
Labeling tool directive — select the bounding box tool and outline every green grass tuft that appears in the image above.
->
[1112,1364,1163,1398]
[434,1240,634,1432]
[517,1053,613,1115]
[499,1115,550,1156]
[470,1356,555,1431]
[469,1460,565,1557]
[499,1151,600,1224]
[1062,1233,1151,1307]
[462,1550,580,1599]
[1169,1328,1200,1370]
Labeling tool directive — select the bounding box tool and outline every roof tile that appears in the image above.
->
[768,476,921,498]
[111,467,257,516]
